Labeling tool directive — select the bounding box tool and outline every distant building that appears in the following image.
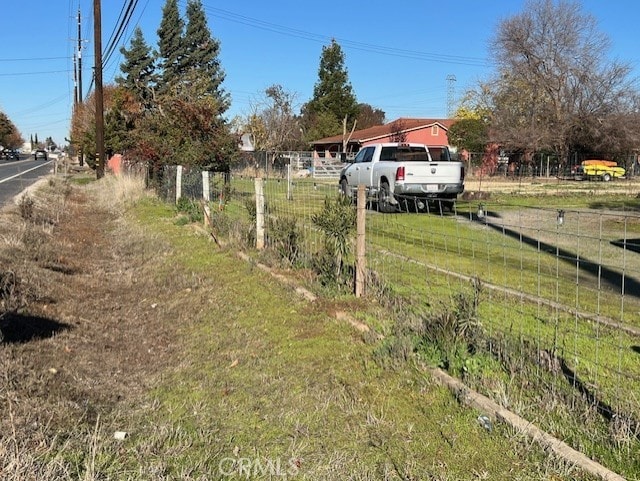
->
[310,118,454,158]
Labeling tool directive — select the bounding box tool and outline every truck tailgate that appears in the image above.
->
[403,162,462,184]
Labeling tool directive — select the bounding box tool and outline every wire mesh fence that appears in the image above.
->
[159,164,640,470]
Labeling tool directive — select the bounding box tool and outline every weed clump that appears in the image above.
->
[0,271,28,318]
[267,216,302,267]
[375,279,486,374]
[18,195,35,221]
[176,197,204,223]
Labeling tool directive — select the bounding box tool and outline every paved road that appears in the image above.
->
[0,157,53,206]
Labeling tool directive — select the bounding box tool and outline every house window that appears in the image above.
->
[431,125,439,136]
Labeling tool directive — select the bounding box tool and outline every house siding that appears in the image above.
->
[360,125,450,147]
[311,118,454,156]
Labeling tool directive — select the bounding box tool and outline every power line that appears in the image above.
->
[0,70,72,77]
[0,56,70,62]
[199,4,491,68]
[102,0,139,68]
[85,0,140,96]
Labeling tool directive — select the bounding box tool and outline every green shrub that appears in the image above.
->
[267,216,302,266]
[175,197,203,223]
[311,195,356,286]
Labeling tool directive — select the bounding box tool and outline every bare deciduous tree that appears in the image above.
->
[489,0,638,164]
[245,85,303,156]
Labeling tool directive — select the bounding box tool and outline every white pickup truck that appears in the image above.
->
[339,143,465,212]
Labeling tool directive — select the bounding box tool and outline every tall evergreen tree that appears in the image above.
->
[181,0,229,112]
[157,0,184,89]
[117,27,156,108]
[303,39,358,139]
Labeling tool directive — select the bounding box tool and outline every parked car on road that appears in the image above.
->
[1,149,20,161]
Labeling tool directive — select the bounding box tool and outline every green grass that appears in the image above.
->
[68,174,96,185]
[95,196,598,480]
[209,178,640,478]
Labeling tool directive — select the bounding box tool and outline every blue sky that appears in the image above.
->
[0,0,638,147]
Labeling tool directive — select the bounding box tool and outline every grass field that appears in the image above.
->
[204,173,640,478]
[0,173,611,480]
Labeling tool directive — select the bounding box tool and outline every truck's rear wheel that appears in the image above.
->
[440,200,454,212]
[602,173,611,182]
[378,182,396,213]
[340,178,350,197]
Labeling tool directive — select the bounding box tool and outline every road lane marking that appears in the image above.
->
[0,161,52,185]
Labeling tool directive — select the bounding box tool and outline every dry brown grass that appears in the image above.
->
[0,173,182,479]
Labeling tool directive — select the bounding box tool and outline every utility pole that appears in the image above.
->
[73,53,78,105]
[74,9,85,166]
[77,9,83,102]
[93,0,105,179]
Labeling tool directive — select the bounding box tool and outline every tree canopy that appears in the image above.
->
[245,85,303,152]
[448,118,489,154]
[486,0,638,162]
[0,111,23,149]
[157,0,184,90]
[356,103,385,130]
[117,27,156,108]
[72,0,238,171]
[181,0,228,110]
[302,39,359,140]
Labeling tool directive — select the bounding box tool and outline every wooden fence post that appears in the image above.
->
[255,177,265,250]
[355,184,366,297]
[202,170,211,227]
[202,170,210,202]
[175,165,183,204]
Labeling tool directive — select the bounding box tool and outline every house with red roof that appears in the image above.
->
[310,118,454,158]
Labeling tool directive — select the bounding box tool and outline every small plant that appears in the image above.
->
[0,270,29,316]
[376,279,487,375]
[311,195,356,285]
[175,197,203,223]
[422,278,483,350]
[209,209,232,238]
[267,216,302,266]
[19,195,35,221]
[243,197,257,247]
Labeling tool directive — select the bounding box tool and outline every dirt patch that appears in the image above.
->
[465,176,640,195]
[0,180,182,439]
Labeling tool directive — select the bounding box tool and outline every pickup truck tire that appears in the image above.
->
[340,178,350,198]
[378,182,396,213]
[602,173,611,182]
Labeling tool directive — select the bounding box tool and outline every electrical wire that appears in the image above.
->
[0,70,71,77]
[102,0,139,68]
[85,0,139,97]
[103,0,152,83]
[0,56,70,62]
[197,3,491,68]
